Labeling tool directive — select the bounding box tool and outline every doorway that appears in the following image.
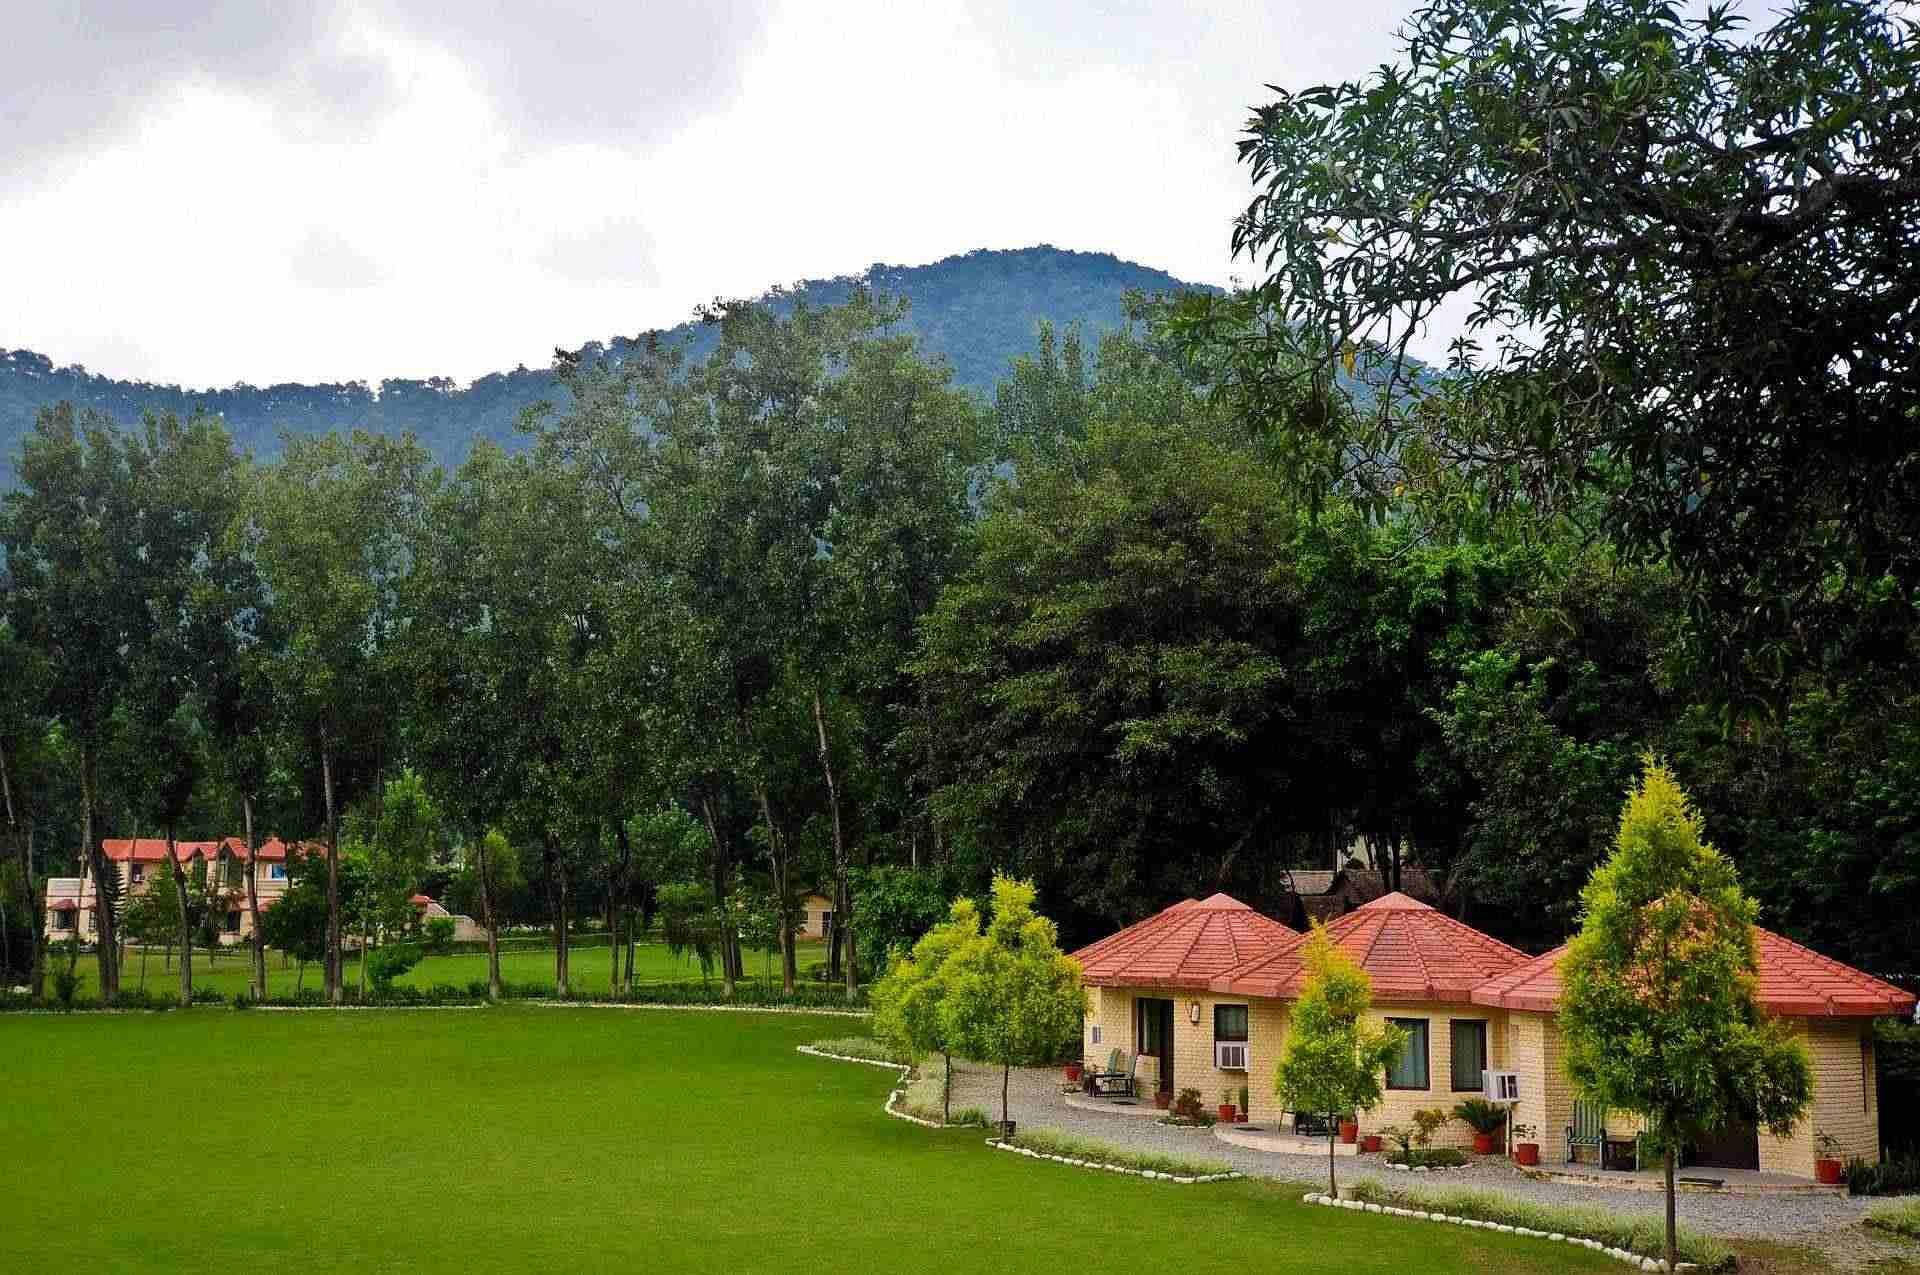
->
[1690,1120,1760,1171]
[1135,997,1174,1095]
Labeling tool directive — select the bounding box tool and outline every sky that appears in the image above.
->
[0,1,1416,389]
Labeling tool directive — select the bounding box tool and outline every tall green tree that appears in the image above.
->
[870,895,982,1123]
[1560,760,1811,1269]
[1273,924,1406,1197]
[1203,0,1920,708]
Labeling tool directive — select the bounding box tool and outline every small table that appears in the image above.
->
[1601,1137,1638,1172]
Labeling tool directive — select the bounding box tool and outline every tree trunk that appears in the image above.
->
[476,836,502,1001]
[243,795,265,1002]
[943,1049,952,1124]
[80,745,119,999]
[751,784,799,995]
[697,794,738,998]
[1001,1061,1011,1128]
[164,828,192,1009]
[545,831,571,998]
[1664,1144,1677,1271]
[3,744,44,999]
[1328,1125,1337,1198]
[323,743,342,1006]
[811,690,857,999]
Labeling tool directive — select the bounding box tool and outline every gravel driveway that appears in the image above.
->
[948,1062,1879,1241]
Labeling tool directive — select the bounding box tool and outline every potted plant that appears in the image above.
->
[1814,1130,1844,1185]
[1154,1089,1172,1111]
[1453,1098,1506,1155]
[1218,1087,1238,1123]
[1237,1084,1250,1122]
[1360,1133,1383,1153]
[1338,1115,1359,1144]
[1511,1122,1540,1166]
[1065,1061,1082,1084]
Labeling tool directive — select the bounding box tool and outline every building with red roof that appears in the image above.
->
[1073,891,1914,1179]
[44,837,310,946]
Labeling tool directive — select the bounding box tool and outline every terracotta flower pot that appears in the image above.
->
[1339,1120,1359,1144]
[1065,1063,1082,1083]
[1472,1133,1497,1155]
[1154,1091,1172,1110]
[1514,1143,1540,1167]
[1815,1157,1843,1185]
[1235,1112,1249,1123]
[1361,1134,1383,1153]
[1218,1104,1238,1123]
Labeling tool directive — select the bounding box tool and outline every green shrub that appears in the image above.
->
[51,964,80,1010]
[1386,1148,1468,1168]
[366,943,424,993]
[1452,1099,1507,1135]
[1846,1152,1920,1196]
[1002,1129,1235,1179]
[1345,1180,1735,1270]
[809,1037,908,1065]
[1866,1198,1920,1240]
[423,917,456,954]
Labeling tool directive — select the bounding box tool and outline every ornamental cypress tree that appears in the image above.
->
[1561,760,1811,1271]
[1274,923,1405,1197]
[870,896,982,1123]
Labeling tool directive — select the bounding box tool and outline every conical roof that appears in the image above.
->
[1072,893,1298,991]
[1211,892,1528,1001]
[1471,928,1918,1019]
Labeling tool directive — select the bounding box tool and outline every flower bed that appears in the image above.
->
[1385,1148,1468,1170]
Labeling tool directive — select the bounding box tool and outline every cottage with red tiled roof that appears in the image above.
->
[1073,892,1915,1178]
[43,837,311,945]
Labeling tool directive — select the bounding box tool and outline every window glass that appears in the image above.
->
[1450,1020,1489,1091]
[1214,1004,1249,1042]
[1386,1018,1430,1089]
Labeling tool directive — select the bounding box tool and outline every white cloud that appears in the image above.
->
[0,0,1420,388]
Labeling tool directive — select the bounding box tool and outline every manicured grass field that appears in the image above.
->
[65,938,825,1000]
[1,1006,1618,1274]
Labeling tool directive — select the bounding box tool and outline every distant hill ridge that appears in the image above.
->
[1,246,1208,476]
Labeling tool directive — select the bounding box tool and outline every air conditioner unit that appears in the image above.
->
[1483,1070,1521,1103]
[1215,1042,1249,1071]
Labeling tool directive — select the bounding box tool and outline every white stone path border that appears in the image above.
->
[798,1045,1245,1183]
[1301,1191,1699,1273]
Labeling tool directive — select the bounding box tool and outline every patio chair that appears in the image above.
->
[1088,1049,1136,1098]
[1566,1099,1608,1165]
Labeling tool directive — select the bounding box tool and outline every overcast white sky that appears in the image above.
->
[0,1,1416,388]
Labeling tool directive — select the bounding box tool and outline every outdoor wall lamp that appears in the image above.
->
[1188,1000,1202,1026]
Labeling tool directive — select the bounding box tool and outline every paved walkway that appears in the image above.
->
[949,1062,1877,1240]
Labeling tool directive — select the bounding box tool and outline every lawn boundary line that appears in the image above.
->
[536,1001,870,1018]
[986,1138,1242,1185]
[248,1004,488,1012]
[793,1045,956,1129]
[1300,1191,1700,1272]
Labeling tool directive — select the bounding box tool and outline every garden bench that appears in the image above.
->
[1088,1049,1136,1098]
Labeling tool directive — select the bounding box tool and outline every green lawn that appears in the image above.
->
[68,938,825,1000]
[0,1006,1617,1274]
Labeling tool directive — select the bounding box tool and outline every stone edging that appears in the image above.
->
[538,1001,870,1018]
[1384,1158,1468,1173]
[986,1139,1241,1184]
[1301,1192,1697,1272]
[793,1045,948,1129]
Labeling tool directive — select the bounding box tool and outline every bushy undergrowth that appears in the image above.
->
[1866,1198,1920,1240]
[1003,1129,1235,1179]
[1346,1180,1734,1270]
[808,1037,908,1064]
[1847,1152,1920,1197]
[1385,1148,1468,1168]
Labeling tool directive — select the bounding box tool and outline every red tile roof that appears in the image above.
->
[409,894,435,907]
[1211,892,1529,1002]
[48,899,80,911]
[1072,893,1299,990]
[1471,929,1918,1019]
[101,836,297,862]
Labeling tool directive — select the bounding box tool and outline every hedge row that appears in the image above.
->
[1,978,868,1013]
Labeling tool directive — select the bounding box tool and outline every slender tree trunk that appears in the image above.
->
[1328,1126,1337,1197]
[751,784,799,995]
[2,745,44,999]
[164,828,192,1008]
[697,794,737,997]
[80,746,118,999]
[545,831,571,997]
[943,1049,952,1124]
[323,743,342,1006]
[242,795,265,1002]
[1002,1061,1011,1129]
[476,838,502,1001]
[811,690,857,999]
[1664,1144,1677,1271]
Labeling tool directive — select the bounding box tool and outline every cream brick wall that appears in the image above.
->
[1507,1011,1577,1162]
[1351,1003,1506,1149]
[1762,1019,1881,1176]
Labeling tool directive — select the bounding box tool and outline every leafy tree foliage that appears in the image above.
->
[1203,0,1920,707]
[870,896,983,1123]
[1561,761,1811,1269]
[1273,924,1407,1197]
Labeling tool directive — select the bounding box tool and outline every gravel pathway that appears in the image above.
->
[949,1062,1877,1241]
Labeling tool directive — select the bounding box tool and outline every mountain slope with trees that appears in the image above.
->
[0,246,1205,479]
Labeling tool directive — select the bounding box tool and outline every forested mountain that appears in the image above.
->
[0,246,1204,477]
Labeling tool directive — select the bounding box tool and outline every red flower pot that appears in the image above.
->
[1065,1063,1082,1083]
[1514,1143,1540,1167]
[1236,1111,1249,1123]
[1361,1134,1383,1153]
[1815,1158,1843,1185]
[1339,1120,1359,1144]
[1154,1091,1172,1110]
[1218,1104,1237,1123]
[1472,1133,1497,1155]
